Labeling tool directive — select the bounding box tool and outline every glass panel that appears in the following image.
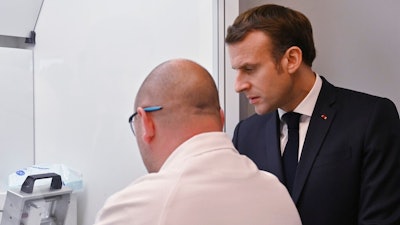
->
[0,47,34,193]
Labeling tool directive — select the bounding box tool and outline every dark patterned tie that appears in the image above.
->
[282,112,301,194]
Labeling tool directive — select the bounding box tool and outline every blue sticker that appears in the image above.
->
[16,170,25,176]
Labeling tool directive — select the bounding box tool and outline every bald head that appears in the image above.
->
[132,59,223,173]
[135,59,221,121]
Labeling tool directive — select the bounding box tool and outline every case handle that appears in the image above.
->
[21,173,62,193]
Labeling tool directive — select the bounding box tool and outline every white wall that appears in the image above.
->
[0,48,34,221]
[0,0,43,38]
[34,1,215,224]
[220,0,240,137]
[233,0,400,119]
[0,0,42,218]
[0,47,34,191]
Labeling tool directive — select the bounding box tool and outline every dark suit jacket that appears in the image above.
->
[233,77,400,225]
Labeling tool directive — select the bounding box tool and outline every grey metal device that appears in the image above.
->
[1,173,72,225]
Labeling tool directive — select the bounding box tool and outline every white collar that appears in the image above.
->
[160,132,235,171]
[278,73,322,118]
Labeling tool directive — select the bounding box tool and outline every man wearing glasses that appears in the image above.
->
[94,59,302,225]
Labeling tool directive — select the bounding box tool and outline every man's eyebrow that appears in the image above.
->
[232,63,257,70]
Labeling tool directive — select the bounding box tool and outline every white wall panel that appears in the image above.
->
[33,1,214,225]
[0,47,34,220]
[0,0,44,37]
[0,47,34,193]
[222,0,240,137]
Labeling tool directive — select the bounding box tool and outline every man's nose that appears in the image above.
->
[234,73,250,93]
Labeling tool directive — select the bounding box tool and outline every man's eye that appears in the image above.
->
[244,67,254,73]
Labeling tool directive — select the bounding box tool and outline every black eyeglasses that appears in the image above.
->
[128,106,163,135]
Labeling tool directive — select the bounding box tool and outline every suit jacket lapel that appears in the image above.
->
[265,111,285,183]
[292,77,337,203]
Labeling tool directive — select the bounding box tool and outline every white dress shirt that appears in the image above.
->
[279,74,322,160]
[94,132,302,225]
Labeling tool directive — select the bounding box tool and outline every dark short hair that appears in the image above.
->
[225,4,316,67]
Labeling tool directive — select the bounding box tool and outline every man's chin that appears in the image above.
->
[254,106,275,115]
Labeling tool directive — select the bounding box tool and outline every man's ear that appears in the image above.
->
[219,108,225,128]
[283,46,302,74]
[137,108,155,144]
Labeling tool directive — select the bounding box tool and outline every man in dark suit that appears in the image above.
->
[225,4,400,225]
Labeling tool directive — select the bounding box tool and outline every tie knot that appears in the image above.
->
[282,112,301,130]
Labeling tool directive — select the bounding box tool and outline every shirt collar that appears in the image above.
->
[159,132,236,171]
[278,73,322,118]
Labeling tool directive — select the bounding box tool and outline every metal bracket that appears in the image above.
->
[25,31,36,44]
